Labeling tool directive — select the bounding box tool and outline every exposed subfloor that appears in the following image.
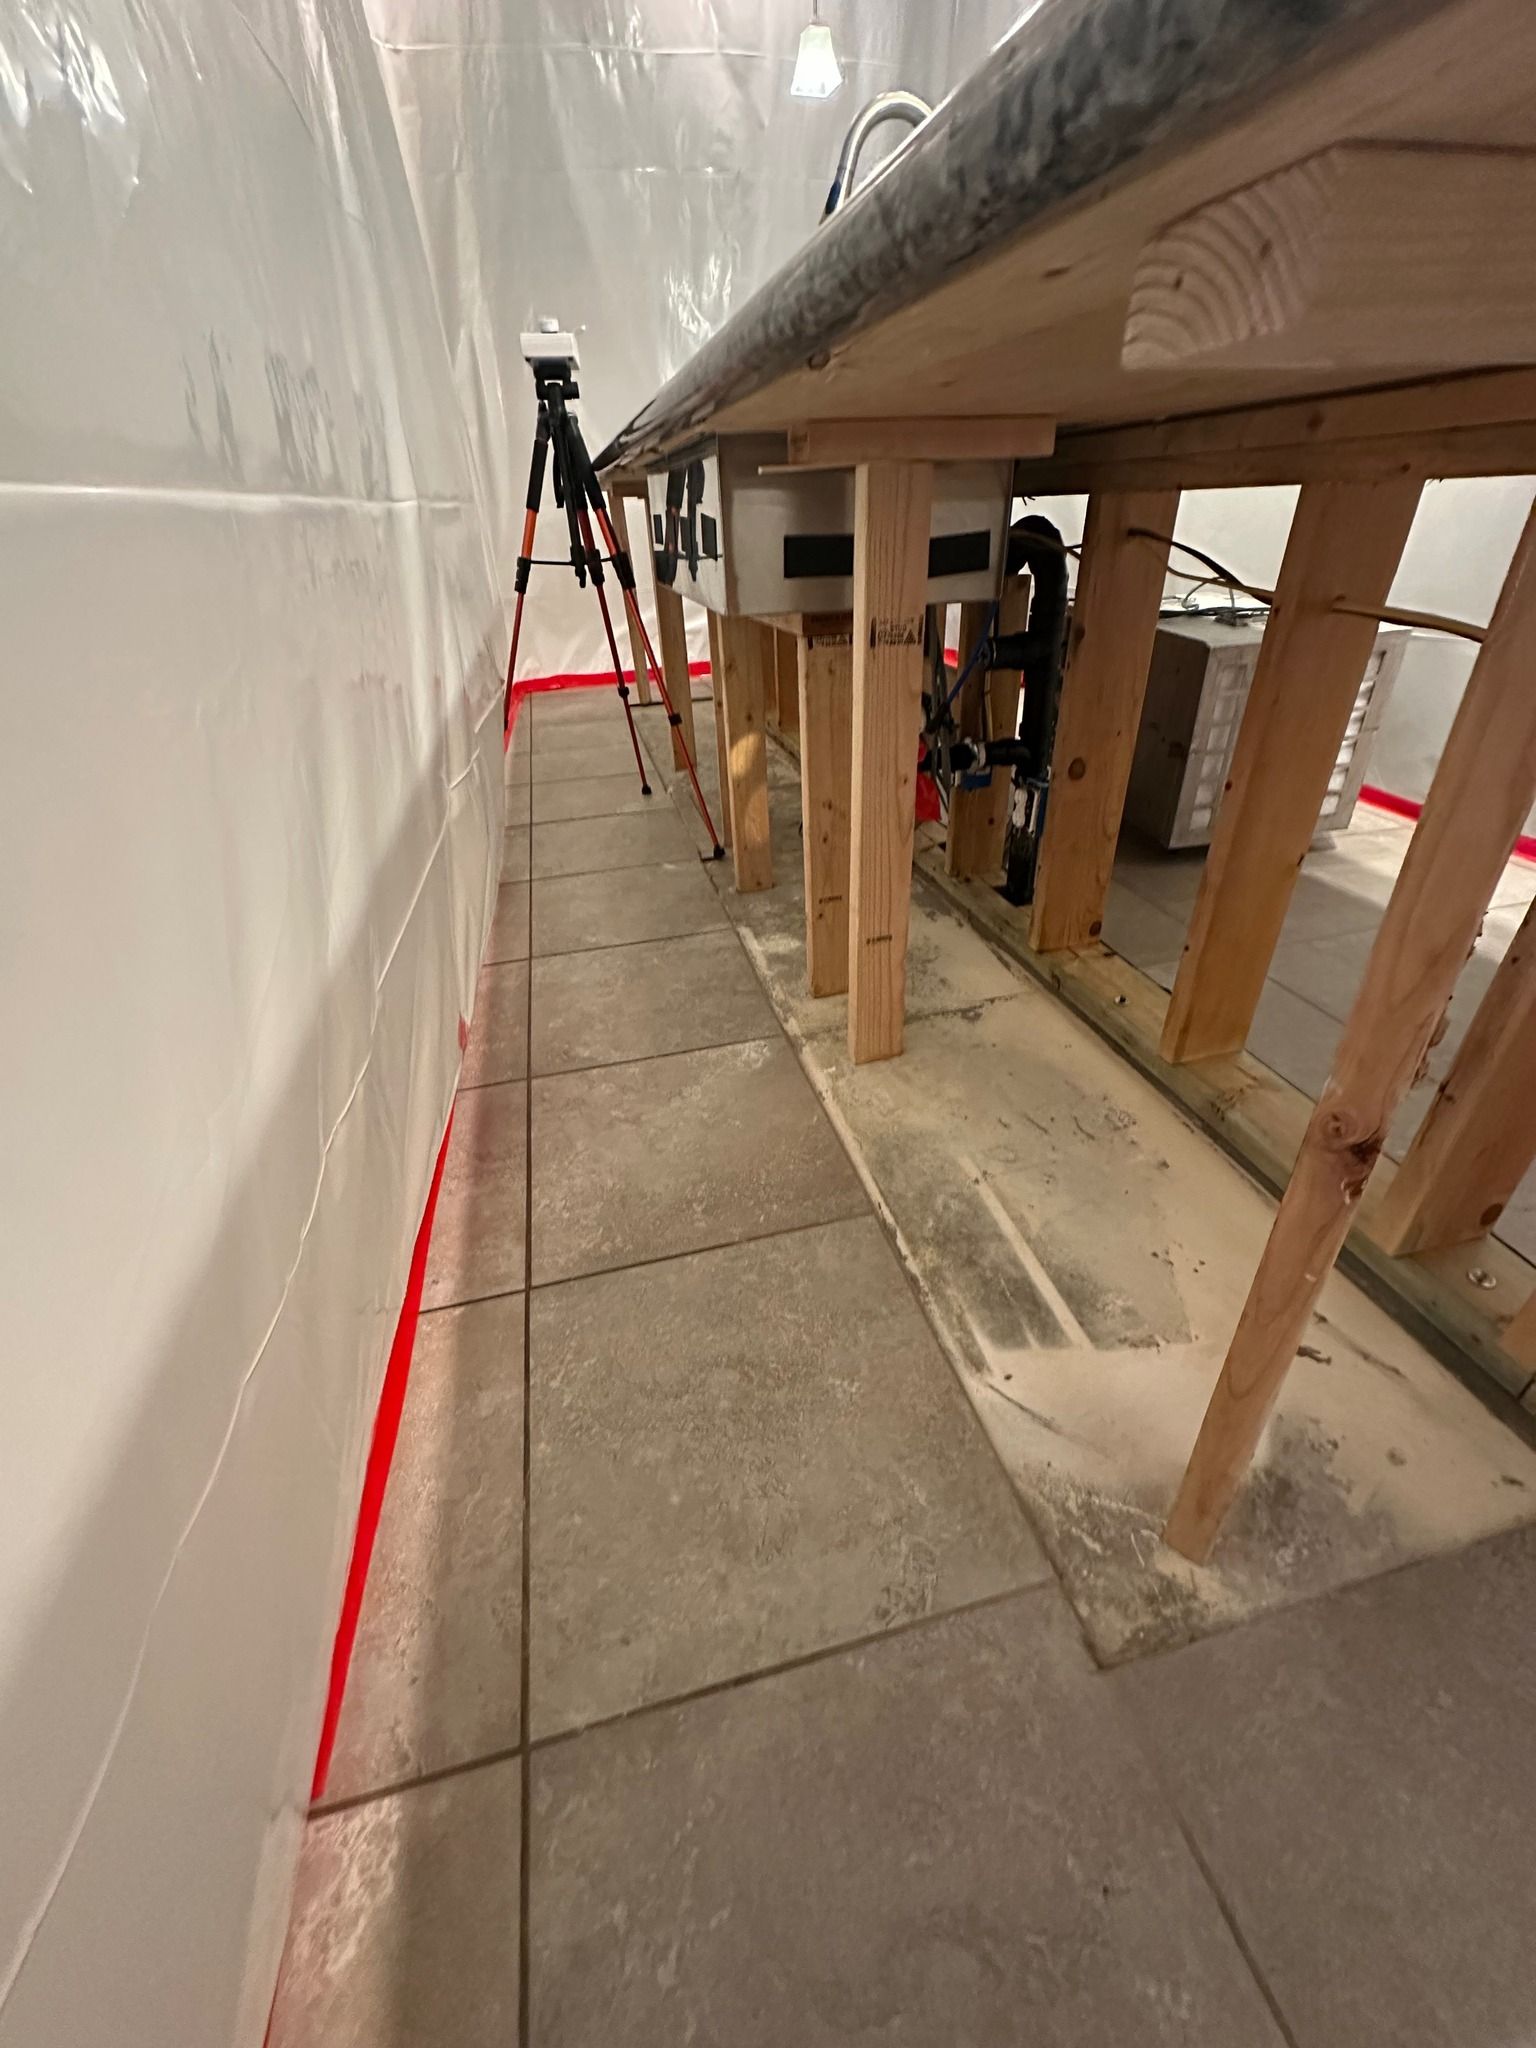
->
[270,680,1536,2047]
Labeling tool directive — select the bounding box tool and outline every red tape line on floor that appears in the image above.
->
[1360,783,1536,865]
[309,1103,455,1802]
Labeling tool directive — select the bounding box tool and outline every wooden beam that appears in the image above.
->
[610,493,653,703]
[1162,477,1423,1065]
[1029,491,1178,953]
[716,612,773,892]
[787,416,1054,467]
[1165,501,1536,1563]
[1013,422,1536,493]
[654,585,698,772]
[1124,144,1536,374]
[774,630,800,740]
[797,615,855,996]
[849,461,933,1063]
[705,609,732,850]
[946,582,1030,881]
[1373,898,1536,1254]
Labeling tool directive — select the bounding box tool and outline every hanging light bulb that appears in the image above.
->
[790,1,842,99]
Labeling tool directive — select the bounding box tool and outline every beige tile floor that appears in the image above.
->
[270,683,1536,2048]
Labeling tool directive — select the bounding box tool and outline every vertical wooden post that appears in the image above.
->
[654,585,698,771]
[1373,897,1536,1254]
[797,614,855,996]
[849,460,933,1063]
[611,493,653,704]
[717,612,774,892]
[775,630,801,741]
[705,609,732,849]
[1029,490,1180,953]
[1161,477,1423,1063]
[946,581,1030,880]
[1166,504,1536,1563]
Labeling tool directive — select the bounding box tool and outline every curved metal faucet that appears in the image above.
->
[821,90,933,220]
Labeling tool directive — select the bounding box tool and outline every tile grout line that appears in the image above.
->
[308,1579,1059,1825]
[1167,1813,1303,2047]
[658,717,1067,1597]
[429,1206,874,1317]
[517,704,536,2048]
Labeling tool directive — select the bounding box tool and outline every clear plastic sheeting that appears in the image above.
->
[365,0,1025,677]
[0,2,503,2043]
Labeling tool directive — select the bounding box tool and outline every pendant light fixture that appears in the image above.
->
[790,0,843,99]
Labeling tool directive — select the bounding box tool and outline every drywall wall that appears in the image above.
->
[365,0,1025,679]
[0,4,503,2042]
[1028,478,1536,825]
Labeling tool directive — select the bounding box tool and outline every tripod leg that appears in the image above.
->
[503,411,551,740]
[575,503,652,798]
[589,500,725,858]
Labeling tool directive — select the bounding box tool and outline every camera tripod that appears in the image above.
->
[502,339,723,857]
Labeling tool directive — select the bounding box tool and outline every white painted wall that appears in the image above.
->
[1027,477,1536,825]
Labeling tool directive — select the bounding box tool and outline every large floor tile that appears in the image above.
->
[529,1594,1284,2047]
[529,1037,865,1284]
[272,1763,519,2048]
[485,881,529,963]
[528,1217,1045,1734]
[326,1296,525,1800]
[532,741,645,784]
[531,772,658,824]
[460,960,527,1091]
[501,828,530,883]
[531,860,727,956]
[530,929,774,1076]
[531,809,694,879]
[1117,1524,1536,2048]
[423,1082,527,1309]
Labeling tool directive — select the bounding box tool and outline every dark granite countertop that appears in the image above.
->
[596,0,1445,473]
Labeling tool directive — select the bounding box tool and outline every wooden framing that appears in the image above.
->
[1123,144,1536,374]
[787,415,1054,466]
[1373,898,1536,1255]
[773,629,800,739]
[1165,502,1536,1562]
[848,461,933,1063]
[945,582,1029,882]
[716,612,773,892]
[1162,477,1423,1064]
[796,614,855,996]
[609,492,653,704]
[705,609,732,850]
[1029,490,1178,953]
[653,585,697,772]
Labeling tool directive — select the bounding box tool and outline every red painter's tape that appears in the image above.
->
[1360,784,1536,865]
[310,1105,455,1801]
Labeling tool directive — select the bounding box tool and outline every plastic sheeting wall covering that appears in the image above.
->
[0,2,505,2042]
[365,0,1028,680]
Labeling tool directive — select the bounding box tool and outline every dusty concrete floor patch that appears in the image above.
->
[648,706,1536,1664]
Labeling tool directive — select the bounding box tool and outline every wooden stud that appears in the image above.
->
[786,415,1054,466]
[705,609,732,850]
[654,584,698,772]
[774,630,800,740]
[797,614,855,996]
[1029,491,1179,953]
[610,493,653,703]
[1373,898,1536,1255]
[1124,144,1536,374]
[946,581,1030,881]
[1162,477,1423,1064]
[1165,502,1536,1563]
[717,612,773,892]
[848,460,933,1063]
